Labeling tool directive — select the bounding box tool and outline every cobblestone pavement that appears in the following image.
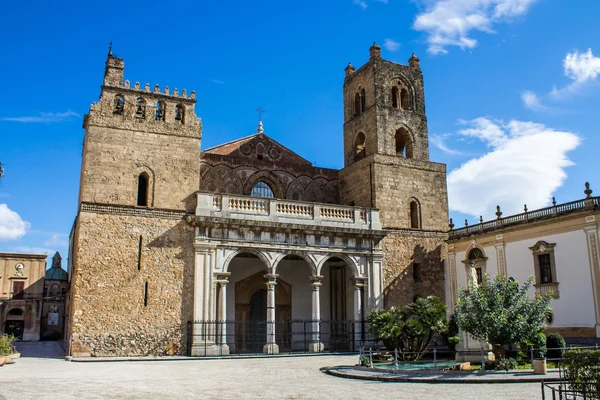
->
[0,354,543,400]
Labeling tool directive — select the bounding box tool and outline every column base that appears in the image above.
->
[191,342,230,356]
[263,343,279,354]
[308,341,324,352]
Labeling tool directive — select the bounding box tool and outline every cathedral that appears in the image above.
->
[66,43,449,357]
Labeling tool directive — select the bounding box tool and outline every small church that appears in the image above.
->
[66,43,449,356]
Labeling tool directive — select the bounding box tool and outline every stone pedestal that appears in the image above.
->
[191,342,230,357]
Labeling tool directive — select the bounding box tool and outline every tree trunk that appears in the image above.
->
[492,344,506,360]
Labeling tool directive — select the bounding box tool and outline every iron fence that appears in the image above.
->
[186,320,377,356]
[542,382,600,400]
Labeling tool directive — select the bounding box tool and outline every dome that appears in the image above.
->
[46,267,68,281]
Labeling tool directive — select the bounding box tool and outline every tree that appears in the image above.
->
[454,274,552,359]
[367,296,448,360]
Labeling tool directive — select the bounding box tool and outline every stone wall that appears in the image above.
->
[68,210,194,357]
[79,53,202,212]
[200,153,340,204]
[381,231,447,307]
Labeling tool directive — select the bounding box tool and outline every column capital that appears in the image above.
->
[310,275,323,289]
[264,273,279,288]
[352,277,368,288]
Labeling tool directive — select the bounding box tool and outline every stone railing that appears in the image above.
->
[449,197,599,239]
[196,192,381,230]
[535,283,560,299]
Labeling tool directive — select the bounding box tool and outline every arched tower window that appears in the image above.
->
[135,98,146,118]
[395,128,413,158]
[410,200,420,228]
[155,102,165,121]
[175,104,185,124]
[354,92,361,117]
[392,87,399,108]
[251,181,274,198]
[400,88,410,110]
[360,88,366,112]
[137,172,149,206]
[114,95,125,115]
[354,132,366,161]
[8,308,23,316]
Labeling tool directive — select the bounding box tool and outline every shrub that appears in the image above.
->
[562,350,600,395]
[496,357,518,372]
[0,334,16,356]
[546,333,566,360]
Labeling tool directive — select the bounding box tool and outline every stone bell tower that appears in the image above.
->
[340,43,449,307]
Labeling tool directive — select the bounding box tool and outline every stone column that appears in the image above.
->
[309,275,324,352]
[214,272,231,355]
[352,278,366,348]
[263,274,279,354]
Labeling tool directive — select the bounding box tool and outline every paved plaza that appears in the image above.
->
[0,343,545,400]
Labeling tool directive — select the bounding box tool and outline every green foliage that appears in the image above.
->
[0,334,16,356]
[454,274,552,357]
[442,314,460,350]
[494,357,518,372]
[562,350,600,396]
[519,331,547,360]
[546,333,566,360]
[367,296,448,360]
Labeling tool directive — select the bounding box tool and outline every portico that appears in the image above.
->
[189,192,386,356]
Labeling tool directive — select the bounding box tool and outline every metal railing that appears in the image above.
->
[542,381,599,400]
[186,320,377,356]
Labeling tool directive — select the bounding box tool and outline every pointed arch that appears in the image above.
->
[223,249,272,273]
[244,170,284,199]
[354,92,361,117]
[391,86,399,108]
[272,252,317,275]
[135,97,146,118]
[354,132,366,161]
[285,179,305,201]
[400,88,410,110]
[408,197,421,229]
[316,253,361,278]
[114,94,125,115]
[395,127,414,159]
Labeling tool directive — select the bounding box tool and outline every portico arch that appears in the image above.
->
[272,252,317,275]
[223,249,272,273]
[316,253,361,277]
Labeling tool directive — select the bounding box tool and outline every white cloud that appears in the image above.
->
[383,39,401,52]
[430,134,464,155]
[448,118,581,219]
[0,110,79,123]
[564,49,600,82]
[43,233,68,248]
[212,79,225,84]
[413,0,537,54]
[0,204,30,240]
[524,49,600,111]
[353,0,368,9]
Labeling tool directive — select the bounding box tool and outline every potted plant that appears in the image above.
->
[0,335,17,365]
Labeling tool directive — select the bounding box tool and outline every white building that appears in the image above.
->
[445,185,600,345]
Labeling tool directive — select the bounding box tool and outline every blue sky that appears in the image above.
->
[1,0,599,266]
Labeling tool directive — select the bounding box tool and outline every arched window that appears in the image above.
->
[354,93,361,117]
[361,88,366,112]
[8,308,23,316]
[137,172,149,206]
[135,98,146,118]
[155,102,165,121]
[395,128,413,158]
[354,132,366,161]
[175,104,184,124]
[410,200,420,228]
[251,181,274,198]
[392,87,399,108]
[468,248,484,260]
[114,95,125,115]
[400,88,410,110]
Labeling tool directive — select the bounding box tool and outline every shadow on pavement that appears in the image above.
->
[15,341,65,359]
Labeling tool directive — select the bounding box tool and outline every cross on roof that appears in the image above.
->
[256,106,265,122]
